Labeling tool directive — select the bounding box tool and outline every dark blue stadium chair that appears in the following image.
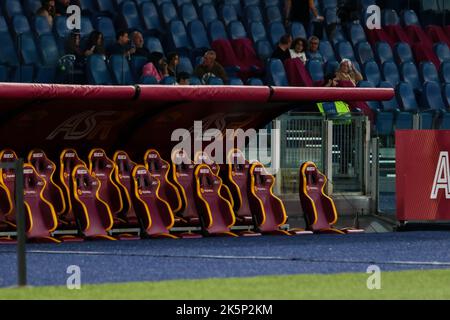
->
[160,76,176,84]
[109,54,134,85]
[434,43,450,64]
[229,77,244,85]
[224,0,243,17]
[220,4,238,26]
[195,0,213,9]
[177,56,194,74]
[378,81,399,112]
[80,16,94,39]
[180,3,199,27]
[400,61,422,93]
[140,75,158,84]
[397,82,419,113]
[200,4,218,27]
[160,2,179,26]
[11,65,34,83]
[382,9,400,26]
[375,112,394,136]
[0,65,8,82]
[394,42,414,64]
[329,25,346,45]
[401,10,420,26]
[39,34,59,66]
[289,22,307,40]
[188,20,210,49]
[357,80,381,110]
[130,55,147,80]
[265,5,282,24]
[246,77,264,85]
[23,0,42,18]
[97,0,117,16]
[154,0,173,7]
[168,20,192,53]
[306,59,324,84]
[12,15,31,36]
[189,76,202,85]
[382,61,400,87]
[87,54,113,85]
[355,41,375,65]
[0,33,19,67]
[255,40,273,61]
[395,112,413,130]
[141,2,163,34]
[206,76,224,85]
[443,84,450,108]
[95,17,116,47]
[79,0,97,15]
[243,0,260,8]
[335,41,356,62]
[322,0,338,10]
[324,60,339,79]
[0,16,8,33]
[419,61,439,83]
[421,81,447,114]
[439,112,450,129]
[208,20,228,42]
[249,22,267,43]
[318,40,336,63]
[266,59,288,86]
[324,8,338,26]
[363,61,381,87]
[33,16,52,37]
[175,0,192,8]
[245,5,263,25]
[375,41,394,64]
[228,20,247,40]
[54,16,71,41]
[18,32,41,66]
[268,21,286,47]
[419,112,434,129]
[120,0,144,31]
[348,23,366,46]
[4,0,24,20]
[145,36,164,54]
[440,61,450,84]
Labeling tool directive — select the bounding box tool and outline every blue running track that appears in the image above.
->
[0,231,449,287]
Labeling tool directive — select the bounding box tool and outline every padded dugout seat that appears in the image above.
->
[144,149,182,214]
[71,165,116,240]
[299,162,364,234]
[23,164,60,243]
[0,149,19,228]
[131,165,177,238]
[194,164,237,237]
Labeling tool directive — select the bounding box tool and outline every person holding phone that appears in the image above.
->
[85,31,106,56]
[333,59,363,86]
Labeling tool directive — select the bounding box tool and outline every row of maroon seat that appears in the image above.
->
[0,147,308,243]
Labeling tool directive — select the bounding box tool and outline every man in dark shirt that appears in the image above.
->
[108,31,136,57]
[131,31,151,60]
[271,34,292,62]
[194,50,228,84]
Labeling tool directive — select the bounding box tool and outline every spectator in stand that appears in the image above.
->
[194,50,228,84]
[177,72,190,85]
[108,31,136,58]
[141,52,169,82]
[290,37,308,64]
[333,59,363,86]
[306,36,324,63]
[85,31,106,56]
[131,31,151,61]
[284,0,324,38]
[37,0,56,26]
[167,52,180,77]
[271,34,292,62]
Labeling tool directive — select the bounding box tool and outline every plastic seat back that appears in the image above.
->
[248,162,287,233]
[194,164,235,235]
[299,161,338,232]
[131,165,175,237]
[0,149,17,223]
[144,149,182,213]
[28,149,66,215]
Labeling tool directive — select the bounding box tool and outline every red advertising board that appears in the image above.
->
[396,130,450,221]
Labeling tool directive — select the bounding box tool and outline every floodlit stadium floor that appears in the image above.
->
[0,231,449,289]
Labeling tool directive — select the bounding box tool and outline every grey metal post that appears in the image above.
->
[15,159,26,287]
[271,120,281,194]
[412,113,420,130]
[364,117,371,195]
[370,138,379,215]
[323,120,333,195]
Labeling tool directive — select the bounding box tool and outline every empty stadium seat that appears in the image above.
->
[268,21,286,47]
[109,54,134,85]
[140,2,163,34]
[255,39,272,61]
[375,112,394,136]
[306,59,324,86]
[144,149,182,214]
[228,20,247,40]
[188,20,210,49]
[400,61,422,93]
[220,4,238,26]
[33,15,52,37]
[200,4,218,27]
[348,23,366,46]
[266,58,288,86]
[375,41,394,64]
[160,2,179,26]
[299,162,363,234]
[113,150,140,226]
[0,32,18,67]
[419,61,440,83]
[434,43,450,64]
[0,149,18,226]
[394,42,414,64]
[208,20,228,42]
[363,61,381,86]
[180,3,199,26]
[88,148,123,217]
[441,61,450,84]
[120,0,144,31]
[247,77,264,85]
[23,164,60,243]
[38,34,59,66]
[87,54,113,85]
[244,5,263,26]
[335,41,355,62]
[355,41,375,65]
[397,82,419,113]
[131,165,177,238]
[168,20,192,54]
[378,81,399,112]
[71,164,116,240]
[59,149,87,228]
[382,61,400,87]
[318,40,336,63]
[171,149,201,225]
[421,81,447,114]
[28,149,66,216]
[444,84,450,109]
[265,5,283,25]
[144,36,164,54]
[194,164,237,236]
[249,21,267,43]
